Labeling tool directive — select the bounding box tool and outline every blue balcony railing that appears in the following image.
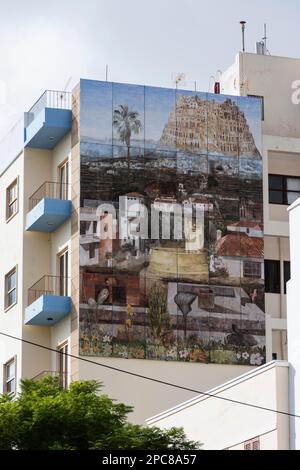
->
[31,370,69,389]
[25,275,71,326]
[24,90,72,149]
[26,90,72,126]
[28,181,70,210]
[26,181,72,232]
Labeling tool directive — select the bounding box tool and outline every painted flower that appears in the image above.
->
[236,353,241,359]
[119,351,128,359]
[103,335,111,343]
[190,348,206,362]
[242,352,249,360]
[179,349,189,359]
[166,348,177,358]
[250,353,264,365]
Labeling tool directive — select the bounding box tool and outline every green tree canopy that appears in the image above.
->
[0,376,200,450]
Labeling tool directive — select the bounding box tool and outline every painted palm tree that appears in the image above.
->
[113,105,142,173]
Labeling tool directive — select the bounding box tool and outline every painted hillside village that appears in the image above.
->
[79,84,265,365]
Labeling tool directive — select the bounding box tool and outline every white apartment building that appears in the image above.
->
[222,51,300,362]
[0,50,299,425]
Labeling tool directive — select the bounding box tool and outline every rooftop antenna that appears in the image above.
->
[60,76,72,103]
[263,23,267,51]
[256,23,269,55]
[172,72,186,90]
[63,76,72,92]
[240,20,246,52]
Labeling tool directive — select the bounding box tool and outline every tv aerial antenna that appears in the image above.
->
[59,76,73,104]
[172,72,186,89]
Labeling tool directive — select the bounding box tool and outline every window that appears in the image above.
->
[248,95,264,120]
[57,342,68,389]
[284,261,291,295]
[244,437,260,450]
[272,352,278,360]
[264,260,280,293]
[243,261,262,279]
[6,178,18,221]
[80,221,86,235]
[58,159,69,200]
[58,249,68,296]
[89,244,96,259]
[3,357,16,395]
[269,174,300,205]
[5,267,17,310]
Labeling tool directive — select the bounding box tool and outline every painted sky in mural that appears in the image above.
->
[79,79,265,366]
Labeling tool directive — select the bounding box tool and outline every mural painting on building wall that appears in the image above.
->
[79,80,265,365]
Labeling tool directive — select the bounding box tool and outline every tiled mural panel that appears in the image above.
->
[79,80,264,365]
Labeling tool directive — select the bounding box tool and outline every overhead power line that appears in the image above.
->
[0,330,298,418]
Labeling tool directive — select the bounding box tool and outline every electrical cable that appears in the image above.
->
[0,330,299,418]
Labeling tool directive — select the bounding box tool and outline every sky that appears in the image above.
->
[1,0,300,140]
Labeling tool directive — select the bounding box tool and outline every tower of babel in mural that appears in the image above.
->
[79,81,265,366]
[160,95,260,156]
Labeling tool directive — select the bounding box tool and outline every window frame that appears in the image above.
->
[57,248,69,297]
[89,243,96,259]
[6,177,19,222]
[57,340,69,389]
[264,259,280,294]
[243,260,262,279]
[4,266,18,311]
[284,260,291,295]
[3,356,17,396]
[244,436,260,450]
[58,158,69,200]
[268,174,300,206]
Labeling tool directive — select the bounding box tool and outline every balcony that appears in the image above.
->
[31,371,69,389]
[24,90,72,149]
[25,181,72,232]
[24,275,71,326]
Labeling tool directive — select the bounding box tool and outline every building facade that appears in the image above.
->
[146,360,290,450]
[222,51,300,362]
[0,51,298,424]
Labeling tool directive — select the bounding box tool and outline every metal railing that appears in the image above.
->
[28,275,69,305]
[26,90,72,124]
[31,370,69,389]
[28,181,70,211]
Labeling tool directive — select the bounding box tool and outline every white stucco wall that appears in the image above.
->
[0,153,24,392]
[287,198,300,449]
[146,361,289,450]
[78,358,253,424]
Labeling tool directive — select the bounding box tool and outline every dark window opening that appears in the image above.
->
[264,260,280,293]
[269,174,300,205]
[284,260,291,295]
